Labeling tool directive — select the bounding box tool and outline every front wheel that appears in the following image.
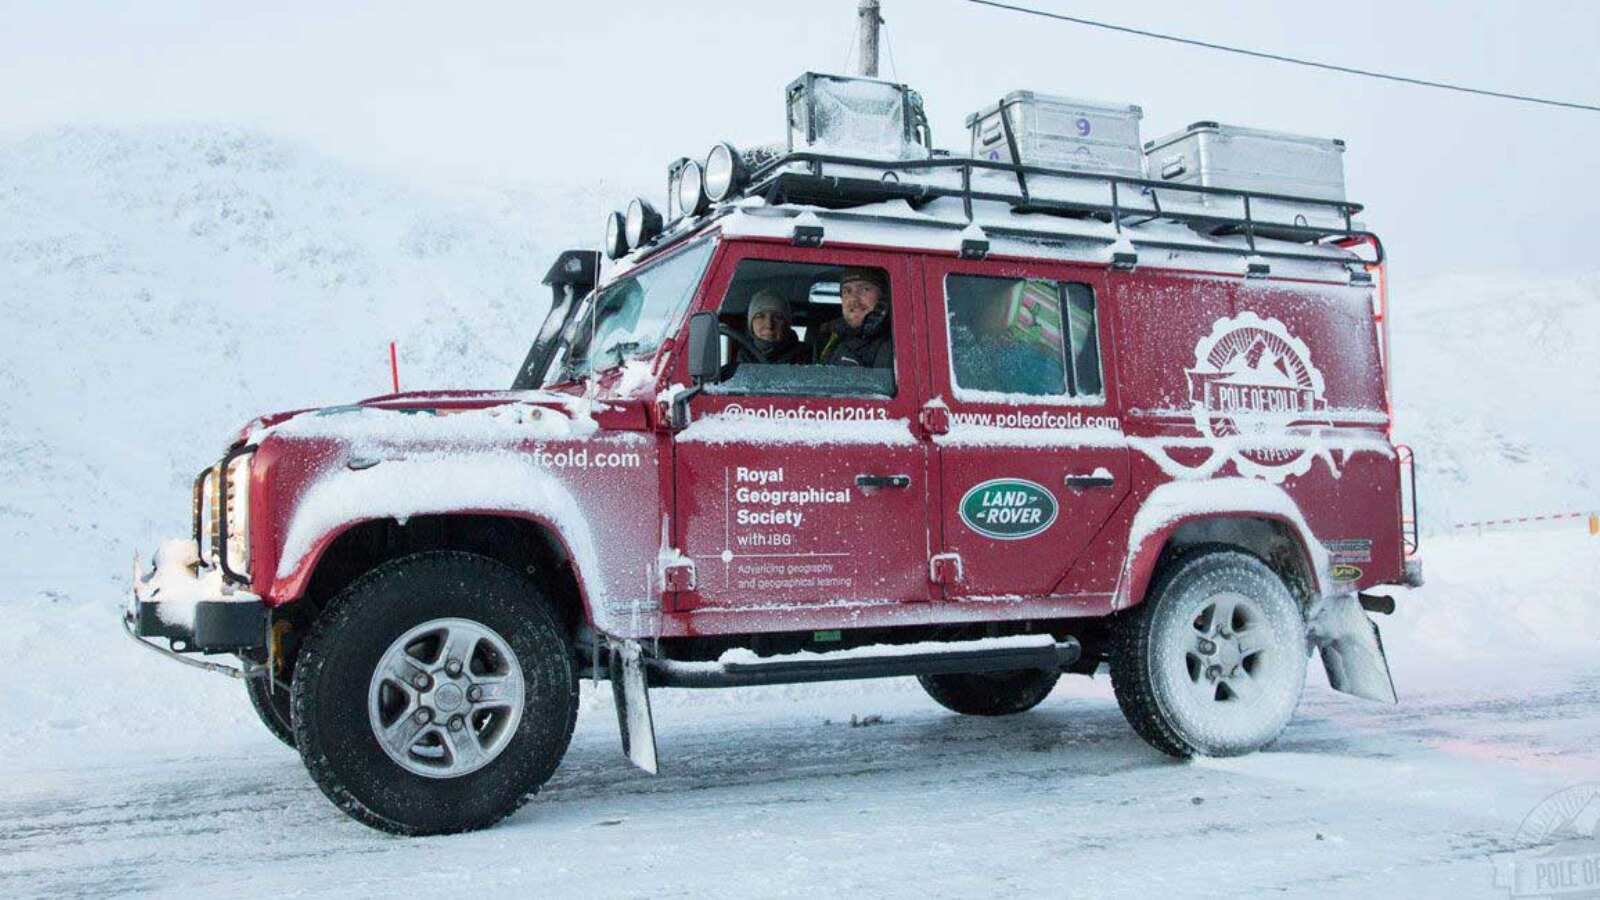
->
[1111,548,1307,758]
[244,673,295,749]
[292,552,579,835]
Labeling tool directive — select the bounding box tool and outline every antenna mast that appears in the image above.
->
[857,0,881,77]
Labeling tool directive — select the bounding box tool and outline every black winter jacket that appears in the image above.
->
[812,310,894,369]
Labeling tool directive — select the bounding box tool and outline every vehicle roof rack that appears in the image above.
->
[731,150,1382,266]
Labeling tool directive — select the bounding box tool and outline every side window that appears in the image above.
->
[706,259,896,398]
[945,274,1104,400]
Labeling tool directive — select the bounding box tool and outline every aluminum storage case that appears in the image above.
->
[964,91,1145,210]
[966,91,1145,176]
[1142,122,1349,236]
[774,71,951,196]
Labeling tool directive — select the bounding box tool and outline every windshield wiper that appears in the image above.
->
[601,341,642,365]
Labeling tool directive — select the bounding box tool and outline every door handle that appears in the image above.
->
[1065,472,1116,490]
[856,474,912,490]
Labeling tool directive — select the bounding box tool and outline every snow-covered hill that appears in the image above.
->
[0,124,606,590]
[1390,273,1600,533]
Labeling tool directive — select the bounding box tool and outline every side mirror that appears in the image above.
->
[686,312,721,385]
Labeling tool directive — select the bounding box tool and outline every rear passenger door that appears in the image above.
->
[923,259,1130,600]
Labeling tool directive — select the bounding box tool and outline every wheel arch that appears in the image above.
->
[1119,480,1329,612]
[271,513,591,639]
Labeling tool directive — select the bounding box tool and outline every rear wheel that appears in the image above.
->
[244,673,295,749]
[292,551,579,835]
[918,669,1061,717]
[1111,548,1307,758]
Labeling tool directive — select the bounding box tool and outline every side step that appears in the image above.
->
[645,634,1081,689]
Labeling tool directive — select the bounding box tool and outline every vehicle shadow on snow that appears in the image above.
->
[522,694,1174,819]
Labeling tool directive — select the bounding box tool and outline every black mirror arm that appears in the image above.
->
[668,384,703,431]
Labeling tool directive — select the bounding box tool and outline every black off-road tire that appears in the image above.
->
[245,673,296,749]
[291,551,580,836]
[1110,547,1307,759]
[918,669,1062,717]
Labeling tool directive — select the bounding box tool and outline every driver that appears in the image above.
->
[738,289,809,365]
[813,268,892,368]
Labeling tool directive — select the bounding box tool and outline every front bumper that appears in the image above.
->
[127,542,267,654]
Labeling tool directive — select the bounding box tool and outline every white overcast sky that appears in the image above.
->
[4,0,1598,282]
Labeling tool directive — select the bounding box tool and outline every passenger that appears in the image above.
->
[950,286,1064,395]
[813,268,893,368]
[741,289,809,365]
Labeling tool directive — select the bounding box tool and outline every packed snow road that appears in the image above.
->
[2,531,1596,898]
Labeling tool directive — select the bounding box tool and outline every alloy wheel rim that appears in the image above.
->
[367,617,525,779]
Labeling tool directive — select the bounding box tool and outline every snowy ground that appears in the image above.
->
[2,528,1595,898]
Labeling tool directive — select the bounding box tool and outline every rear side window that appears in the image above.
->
[945,274,1103,400]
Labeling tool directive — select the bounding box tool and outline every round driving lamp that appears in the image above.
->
[703,141,745,203]
[678,159,709,217]
[603,210,628,259]
[625,198,663,248]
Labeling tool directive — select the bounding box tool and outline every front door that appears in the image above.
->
[671,245,934,615]
[923,258,1130,600]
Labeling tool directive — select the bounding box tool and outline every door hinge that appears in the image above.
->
[660,557,697,593]
[919,401,950,436]
[929,552,964,585]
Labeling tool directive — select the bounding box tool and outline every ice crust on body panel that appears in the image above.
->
[613,359,660,397]
[1126,431,1393,483]
[677,413,917,446]
[250,400,602,447]
[1125,478,1333,594]
[934,424,1127,448]
[274,450,613,612]
[714,633,1059,667]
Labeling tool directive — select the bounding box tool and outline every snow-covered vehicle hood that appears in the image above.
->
[233,387,652,448]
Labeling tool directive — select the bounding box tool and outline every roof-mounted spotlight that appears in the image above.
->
[703,141,746,203]
[625,198,664,248]
[678,159,709,218]
[603,210,628,260]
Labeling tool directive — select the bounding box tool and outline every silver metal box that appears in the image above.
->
[1143,122,1347,233]
[965,91,1145,178]
[786,72,929,161]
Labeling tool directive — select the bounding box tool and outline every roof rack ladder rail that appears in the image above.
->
[998,104,1031,204]
[961,160,974,223]
[1124,185,1163,229]
[1242,194,1258,253]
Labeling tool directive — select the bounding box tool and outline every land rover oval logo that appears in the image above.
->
[959,478,1058,540]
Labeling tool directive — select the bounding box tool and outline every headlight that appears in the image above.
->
[194,465,217,563]
[625,198,663,248]
[678,159,708,217]
[704,142,745,202]
[222,450,252,579]
[604,210,628,260]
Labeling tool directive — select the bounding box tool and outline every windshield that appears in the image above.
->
[548,239,715,386]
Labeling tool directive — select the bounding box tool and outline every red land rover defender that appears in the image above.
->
[127,74,1420,835]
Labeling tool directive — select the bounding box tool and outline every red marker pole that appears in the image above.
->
[389,341,400,394]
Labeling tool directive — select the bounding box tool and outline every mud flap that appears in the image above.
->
[1308,593,1398,704]
[607,639,659,774]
